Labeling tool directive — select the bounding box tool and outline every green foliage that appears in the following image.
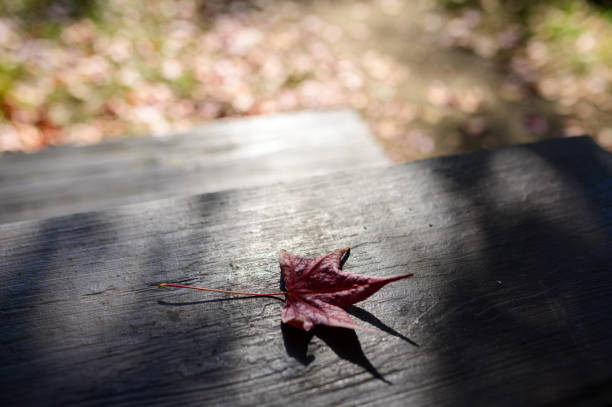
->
[170,73,198,98]
[0,61,23,98]
[540,10,585,40]
[0,0,103,21]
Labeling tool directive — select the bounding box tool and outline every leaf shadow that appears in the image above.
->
[281,323,315,365]
[346,305,419,347]
[281,323,392,385]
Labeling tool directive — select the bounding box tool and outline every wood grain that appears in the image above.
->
[0,109,388,224]
[1,137,611,406]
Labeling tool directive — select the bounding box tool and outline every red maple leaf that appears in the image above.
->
[158,247,413,332]
[280,247,413,331]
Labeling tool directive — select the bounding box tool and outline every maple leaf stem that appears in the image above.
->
[157,283,287,297]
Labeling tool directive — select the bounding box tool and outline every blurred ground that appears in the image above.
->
[1,0,611,160]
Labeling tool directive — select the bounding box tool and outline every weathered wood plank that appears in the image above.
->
[0,109,387,224]
[1,137,611,406]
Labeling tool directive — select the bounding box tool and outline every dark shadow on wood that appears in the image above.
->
[281,323,315,365]
[0,214,117,405]
[346,305,419,347]
[314,326,392,385]
[421,136,612,405]
[281,322,391,384]
[0,218,61,403]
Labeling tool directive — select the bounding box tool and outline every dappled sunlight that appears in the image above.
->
[1,0,611,157]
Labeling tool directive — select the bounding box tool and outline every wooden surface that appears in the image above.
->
[0,109,387,224]
[1,137,611,406]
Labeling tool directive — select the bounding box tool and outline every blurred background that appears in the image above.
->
[1,0,611,160]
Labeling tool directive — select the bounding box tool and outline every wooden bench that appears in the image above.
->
[1,136,611,406]
[0,109,387,224]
